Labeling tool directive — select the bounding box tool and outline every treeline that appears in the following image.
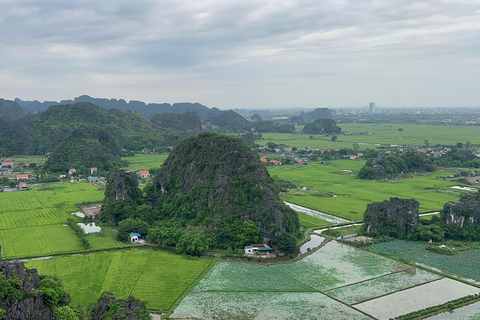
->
[67,218,90,249]
[357,147,480,180]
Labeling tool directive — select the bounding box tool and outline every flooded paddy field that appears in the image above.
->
[172,241,473,319]
[370,240,480,283]
[355,278,480,320]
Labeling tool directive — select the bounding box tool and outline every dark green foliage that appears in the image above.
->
[251,121,295,133]
[147,225,182,247]
[39,276,70,308]
[272,233,297,254]
[250,114,263,122]
[358,151,434,180]
[302,108,333,120]
[302,118,342,135]
[0,99,25,120]
[175,229,211,256]
[409,224,445,241]
[117,218,149,242]
[203,110,251,132]
[88,292,150,320]
[100,170,144,224]
[437,148,480,168]
[66,218,90,249]
[0,274,23,301]
[363,198,419,238]
[150,111,202,144]
[0,102,175,157]
[44,125,122,173]
[242,132,255,148]
[146,132,300,250]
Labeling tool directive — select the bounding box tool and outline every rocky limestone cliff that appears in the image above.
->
[364,198,419,237]
[146,132,300,239]
[0,246,55,320]
[441,191,480,227]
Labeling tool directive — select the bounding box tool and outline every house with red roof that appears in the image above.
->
[138,170,150,179]
[68,168,76,175]
[269,160,280,165]
[90,167,98,174]
[1,159,13,167]
[16,174,29,180]
[19,182,29,190]
[260,156,268,163]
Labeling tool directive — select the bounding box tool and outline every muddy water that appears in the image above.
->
[300,235,326,254]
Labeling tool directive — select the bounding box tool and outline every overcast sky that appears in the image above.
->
[0,0,479,109]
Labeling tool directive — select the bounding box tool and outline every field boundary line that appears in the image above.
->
[323,268,415,292]
[349,277,445,306]
[165,258,217,315]
[318,291,376,319]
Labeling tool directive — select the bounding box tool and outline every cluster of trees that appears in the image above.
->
[66,218,90,249]
[358,151,435,180]
[359,148,480,181]
[302,118,342,135]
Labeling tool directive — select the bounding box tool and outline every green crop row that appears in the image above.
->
[26,249,211,311]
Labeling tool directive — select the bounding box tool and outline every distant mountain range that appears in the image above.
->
[14,95,222,121]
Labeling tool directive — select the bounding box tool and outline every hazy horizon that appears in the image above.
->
[1,1,479,109]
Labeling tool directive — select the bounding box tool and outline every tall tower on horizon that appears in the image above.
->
[369,102,375,113]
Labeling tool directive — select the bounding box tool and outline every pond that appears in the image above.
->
[77,222,102,234]
[299,235,325,254]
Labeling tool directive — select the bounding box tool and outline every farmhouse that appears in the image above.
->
[68,168,76,175]
[1,159,13,167]
[130,232,142,244]
[244,243,274,255]
[87,176,99,183]
[16,174,29,180]
[138,170,150,179]
[90,167,98,174]
[19,182,29,190]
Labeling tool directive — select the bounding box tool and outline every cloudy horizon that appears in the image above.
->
[1,0,479,109]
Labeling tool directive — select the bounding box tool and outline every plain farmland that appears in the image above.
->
[172,240,479,320]
[26,249,212,312]
[269,161,464,220]
[263,123,480,149]
[0,182,128,259]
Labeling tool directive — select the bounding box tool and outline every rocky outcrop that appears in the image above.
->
[99,169,144,223]
[302,118,342,135]
[364,198,419,237]
[0,246,55,320]
[441,191,480,227]
[146,132,300,240]
[90,292,149,320]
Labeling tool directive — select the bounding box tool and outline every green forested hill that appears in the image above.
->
[29,102,170,153]
[0,98,25,120]
[44,125,122,172]
[0,102,185,157]
[144,132,300,247]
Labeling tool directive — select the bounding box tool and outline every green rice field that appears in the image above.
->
[26,249,212,311]
[262,123,480,150]
[172,240,465,320]
[122,153,169,170]
[269,160,463,220]
[0,182,122,259]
